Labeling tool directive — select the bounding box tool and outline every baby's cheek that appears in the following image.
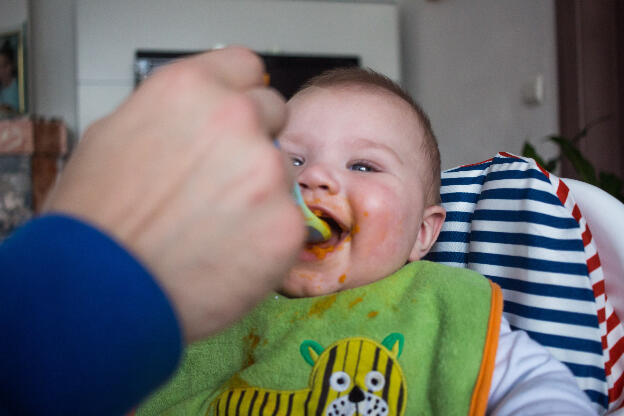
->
[357,193,404,235]
[356,215,404,261]
[354,194,412,260]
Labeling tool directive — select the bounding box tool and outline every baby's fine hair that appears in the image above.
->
[296,67,441,205]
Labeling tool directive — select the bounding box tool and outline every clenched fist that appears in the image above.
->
[45,47,305,342]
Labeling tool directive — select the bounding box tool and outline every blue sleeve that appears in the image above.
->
[0,214,182,415]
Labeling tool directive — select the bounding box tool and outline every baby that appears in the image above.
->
[137,68,596,415]
[278,68,445,299]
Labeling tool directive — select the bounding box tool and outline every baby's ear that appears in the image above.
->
[408,205,446,261]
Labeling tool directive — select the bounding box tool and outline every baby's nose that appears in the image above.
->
[298,165,339,194]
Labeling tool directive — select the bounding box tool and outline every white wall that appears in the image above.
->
[398,0,559,169]
[25,0,559,169]
[28,0,76,133]
[0,0,27,31]
[74,0,400,136]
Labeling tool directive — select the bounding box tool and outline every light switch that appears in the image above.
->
[522,74,544,106]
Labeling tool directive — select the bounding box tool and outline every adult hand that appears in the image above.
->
[44,47,305,342]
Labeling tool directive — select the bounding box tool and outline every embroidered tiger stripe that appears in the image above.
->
[214,388,309,415]
[208,334,407,416]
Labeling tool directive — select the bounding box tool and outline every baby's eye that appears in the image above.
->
[291,156,304,167]
[349,160,379,173]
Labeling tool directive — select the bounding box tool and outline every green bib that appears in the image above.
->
[138,261,501,415]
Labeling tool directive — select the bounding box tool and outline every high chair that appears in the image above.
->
[427,153,624,415]
[563,179,624,322]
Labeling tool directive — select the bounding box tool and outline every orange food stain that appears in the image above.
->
[352,224,361,234]
[309,294,337,317]
[245,355,255,366]
[290,311,303,323]
[306,244,336,260]
[368,311,379,318]
[363,211,369,217]
[349,297,364,309]
[243,329,261,367]
[338,274,347,283]
[245,331,261,349]
[225,373,250,390]
[295,271,317,281]
[305,231,353,258]
[313,209,323,217]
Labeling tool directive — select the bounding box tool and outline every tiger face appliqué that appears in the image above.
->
[210,333,406,416]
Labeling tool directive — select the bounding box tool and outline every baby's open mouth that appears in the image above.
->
[308,209,350,249]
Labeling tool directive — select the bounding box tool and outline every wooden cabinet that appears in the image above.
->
[0,117,68,239]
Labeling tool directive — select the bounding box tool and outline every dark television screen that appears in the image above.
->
[260,54,359,99]
[134,50,360,99]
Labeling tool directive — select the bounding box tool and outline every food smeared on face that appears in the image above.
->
[302,206,353,260]
[305,244,335,260]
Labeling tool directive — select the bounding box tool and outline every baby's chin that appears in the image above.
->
[278,281,336,298]
[278,272,344,298]
[278,271,384,298]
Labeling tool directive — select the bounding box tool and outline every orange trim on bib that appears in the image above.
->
[469,280,503,415]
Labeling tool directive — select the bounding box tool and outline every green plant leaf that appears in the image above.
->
[598,172,624,203]
[571,114,612,144]
[522,142,550,170]
[548,135,597,185]
[522,118,624,200]
[545,159,558,173]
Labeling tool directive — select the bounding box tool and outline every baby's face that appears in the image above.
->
[278,85,433,297]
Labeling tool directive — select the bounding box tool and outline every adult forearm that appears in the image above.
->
[0,215,181,415]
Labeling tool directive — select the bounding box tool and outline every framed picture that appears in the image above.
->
[0,28,26,115]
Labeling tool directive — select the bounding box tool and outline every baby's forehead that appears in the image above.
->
[296,86,429,166]
[294,84,424,126]
[292,85,425,146]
